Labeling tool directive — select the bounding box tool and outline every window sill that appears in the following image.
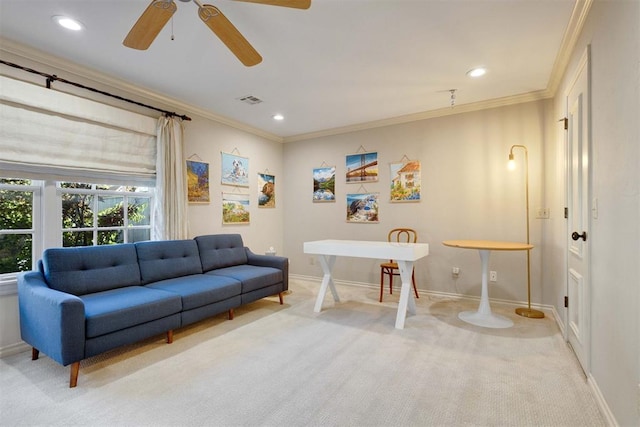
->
[0,277,18,296]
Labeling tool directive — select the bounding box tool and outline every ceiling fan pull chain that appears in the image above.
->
[171,15,174,40]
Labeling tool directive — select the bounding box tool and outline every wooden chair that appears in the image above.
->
[379,228,419,302]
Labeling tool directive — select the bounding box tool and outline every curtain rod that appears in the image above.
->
[0,59,191,121]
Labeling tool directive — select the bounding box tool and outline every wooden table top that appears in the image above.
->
[442,240,533,251]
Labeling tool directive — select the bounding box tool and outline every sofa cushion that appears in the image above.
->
[135,240,203,284]
[42,244,141,296]
[206,265,283,294]
[80,286,182,338]
[146,274,242,311]
[195,234,248,272]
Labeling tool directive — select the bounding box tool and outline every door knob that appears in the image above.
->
[571,231,587,241]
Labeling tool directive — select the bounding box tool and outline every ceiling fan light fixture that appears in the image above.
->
[467,67,487,78]
[52,16,83,31]
[273,114,284,121]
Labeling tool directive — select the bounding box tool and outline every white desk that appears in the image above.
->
[442,240,533,328]
[303,239,429,329]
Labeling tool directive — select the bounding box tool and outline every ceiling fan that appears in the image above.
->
[123,0,311,67]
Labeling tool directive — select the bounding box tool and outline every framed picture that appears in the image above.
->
[258,173,275,208]
[186,160,210,204]
[222,192,250,224]
[390,160,421,202]
[346,192,379,223]
[346,152,378,183]
[221,152,249,187]
[313,166,336,202]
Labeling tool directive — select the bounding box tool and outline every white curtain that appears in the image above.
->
[153,116,188,240]
[0,76,156,185]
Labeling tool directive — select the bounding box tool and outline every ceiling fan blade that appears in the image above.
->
[198,5,262,67]
[233,0,311,9]
[123,0,177,50]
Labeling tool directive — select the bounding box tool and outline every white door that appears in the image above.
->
[565,48,591,374]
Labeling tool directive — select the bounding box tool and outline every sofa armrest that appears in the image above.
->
[245,248,289,291]
[17,271,85,366]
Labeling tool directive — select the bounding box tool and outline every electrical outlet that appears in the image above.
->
[536,207,550,219]
[489,271,497,282]
[452,267,460,277]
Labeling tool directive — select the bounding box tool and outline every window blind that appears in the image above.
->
[0,76,157,185]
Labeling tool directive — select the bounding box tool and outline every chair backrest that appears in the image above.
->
[388,228,417,244]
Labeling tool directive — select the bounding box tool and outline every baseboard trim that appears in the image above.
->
[290,274,554,314]
[588,374,619,427]
[0,341,30,358]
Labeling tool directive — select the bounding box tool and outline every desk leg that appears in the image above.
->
[314,255,339,312]
[395,260,416,329]
[458,250,513,328]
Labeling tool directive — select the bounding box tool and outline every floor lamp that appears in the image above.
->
[508,145,544,319]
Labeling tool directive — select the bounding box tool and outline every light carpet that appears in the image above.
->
[0,278,606,426]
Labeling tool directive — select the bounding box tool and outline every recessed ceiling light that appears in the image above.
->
[273,114,284,121]
[467,67,487,78]
[52,16,83,31]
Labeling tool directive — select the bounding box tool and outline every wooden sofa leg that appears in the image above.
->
[278,292,284,305]
[32,347,39,360]
[228,309,234,320]
[69,361,80,388]
[166,330,174,344]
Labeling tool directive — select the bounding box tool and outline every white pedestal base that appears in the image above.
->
[443,240,533,330]
[458,249,513,329]
[458,310,513,328]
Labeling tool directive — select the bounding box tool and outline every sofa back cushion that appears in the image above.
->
[42,244,142,296]
[135,239,203,284]
[195,234,248,272]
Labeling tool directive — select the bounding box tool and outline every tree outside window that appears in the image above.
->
[0,179,34,274]
[0,179,153,275]
[60,183,152,247]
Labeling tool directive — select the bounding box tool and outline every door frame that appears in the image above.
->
[564,46,592,374]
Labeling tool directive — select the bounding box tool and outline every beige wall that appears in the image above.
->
[0,293,21,354]
[184,113,285,254]
[282,100,552,306]
[547,1,640,424]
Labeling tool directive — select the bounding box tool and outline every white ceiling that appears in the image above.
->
[0,0,577,141]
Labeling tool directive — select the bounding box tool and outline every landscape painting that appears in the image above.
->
[313,166,336,202]
[346,192,379,223]
[346,152,378,183]
[222,192,250,224]
[389,160,421,202]
[221,152,249,187]
[258,173,275,208]
[186,160,210,203]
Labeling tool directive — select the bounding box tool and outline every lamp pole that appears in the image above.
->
[509,145,544,319]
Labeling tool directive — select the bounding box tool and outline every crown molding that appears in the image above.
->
[285,0,591,143]
[546,0,593,96]
[283,90,550,143]
[0,38,283,143]
[2,0,591,147]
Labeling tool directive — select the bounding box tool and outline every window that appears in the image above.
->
[0,178,40,275]
[0,178,153,276]
[59,183,152,247]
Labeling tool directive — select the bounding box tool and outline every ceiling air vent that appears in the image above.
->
[237,95,263,105]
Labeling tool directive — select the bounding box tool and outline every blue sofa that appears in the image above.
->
[17,234,288,387]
